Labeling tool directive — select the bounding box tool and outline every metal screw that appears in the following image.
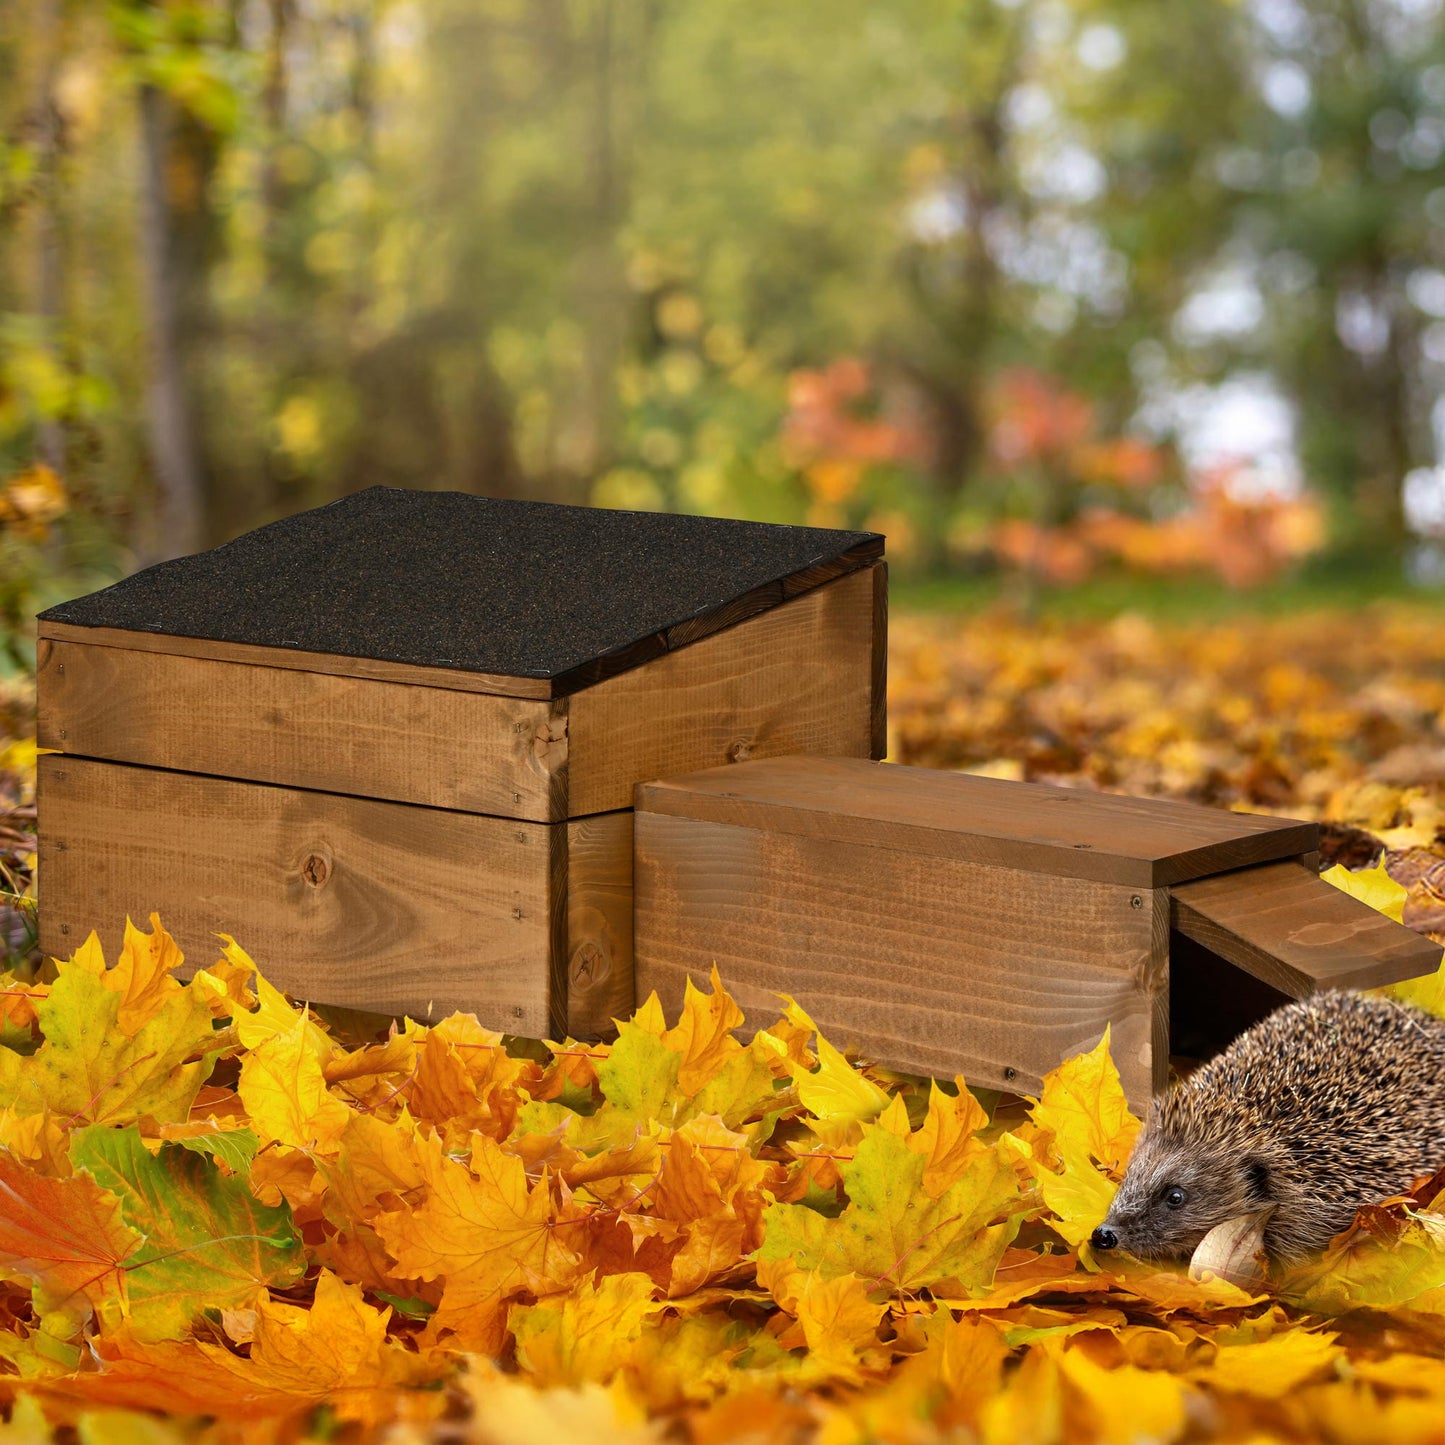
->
[512,792,521,803]
[514,723,525,734]
[54,841,67,852]
[512,908,523,921]
[55,770,65,781]
[1131,895,1143,909]
[58,729,67,740]
[515,831,526,843]
[57,662,64,674]
[1003,1067,1017,1082]
[60,924,70,936]
[513,1006,524,1019]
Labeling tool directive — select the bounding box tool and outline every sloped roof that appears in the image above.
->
[41,487,882,694]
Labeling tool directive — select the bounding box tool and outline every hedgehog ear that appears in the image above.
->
[1243,1155,1272,1204]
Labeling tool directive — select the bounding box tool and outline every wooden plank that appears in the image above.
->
[37,756,556,1032]
[870,561,888,760]
[637,757,1316,888]
[1170,859,1444,995]
[37,638,566,822]
[633,809,1168,1105]
[36,620,554,699]
[564,811,634,1040]
[567,567,879,817]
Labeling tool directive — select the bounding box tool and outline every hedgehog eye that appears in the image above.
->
[1163,1186,1187,1210]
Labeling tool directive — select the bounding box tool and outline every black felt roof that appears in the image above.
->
[41,487,882,694]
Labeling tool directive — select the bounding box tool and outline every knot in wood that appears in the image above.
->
[301,852,331,888]
[570,941,608,988]
[530,717,569,772]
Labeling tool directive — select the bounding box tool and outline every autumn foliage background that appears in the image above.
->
[6,0,1445,1439]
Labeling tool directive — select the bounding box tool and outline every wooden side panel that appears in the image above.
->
[637,757,1316,888]
[568,566,878,818]
[1170,858,1444,995]
[633,810,1168,1106]
[37,756,555,1032]
[565,811,635,1040]
[871,560,888,760]
[37,639,566,821]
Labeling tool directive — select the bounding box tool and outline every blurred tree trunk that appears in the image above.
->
[136,83,203,559]
[29,0,66,475]
[261,0,291,270]
[897,8,1027,566]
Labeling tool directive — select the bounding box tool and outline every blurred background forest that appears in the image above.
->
[4,0,1445,668]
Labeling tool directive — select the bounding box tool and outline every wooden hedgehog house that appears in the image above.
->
[34,487,886,1038]
[35,486,1440,1105]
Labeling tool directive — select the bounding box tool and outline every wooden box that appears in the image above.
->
[634,757,1441,1105]
[36,488,886,1038]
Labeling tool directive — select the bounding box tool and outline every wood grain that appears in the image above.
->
[637,756,1316,888]
[565,811,635,1040]
[37,755,557,1032]
[37,638,566,822]
[1170,859,1443,994]
[36,620,555,698]
[568,566,879,817]
[633,809,1169,1106]
[870,561,888,760]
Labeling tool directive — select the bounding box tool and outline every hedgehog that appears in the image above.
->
[1090,990,1445,1265]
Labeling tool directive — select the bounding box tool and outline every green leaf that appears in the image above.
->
[171,1129,260,1176]
[71,1126,305,1341]
[597,1022,682,1122]
[757,1126,1022,1294]
[373,1291,435,1321]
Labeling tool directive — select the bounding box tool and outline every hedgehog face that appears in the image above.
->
[1092,1129,1272,1262]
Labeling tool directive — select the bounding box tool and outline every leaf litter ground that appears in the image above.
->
[2,603,1445,1440]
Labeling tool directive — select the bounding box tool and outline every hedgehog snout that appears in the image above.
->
[1090,1225,1118,1251]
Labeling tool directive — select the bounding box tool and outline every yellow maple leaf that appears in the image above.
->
[910,1077,990,1197]
[221,938,332,1064]
[459,1360,659,1444]
[238,1012,350,1152]
[1030,1026,1139,1176]
[1279,1213,1445,1315]
[790,1272,887,1382]
[104,915,185,1035]
[405,1013,535,1143]
[376,1130,581,1345]
[783,999,889,1123]
[1193,1329,1341,1396]
[511,1271,661,1387]
[1052,1343,1189,1443]
[977,1344,1063,1445]
[661,967,745,1095]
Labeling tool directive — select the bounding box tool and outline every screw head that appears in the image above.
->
[1131,895,1143,909]
[1003,1067,1017,1082]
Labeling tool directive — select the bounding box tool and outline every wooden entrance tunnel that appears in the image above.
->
[632,757,1443,1108]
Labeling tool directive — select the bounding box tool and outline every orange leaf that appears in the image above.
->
[0,1149,138,1330]
[376,1130,581,1345]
